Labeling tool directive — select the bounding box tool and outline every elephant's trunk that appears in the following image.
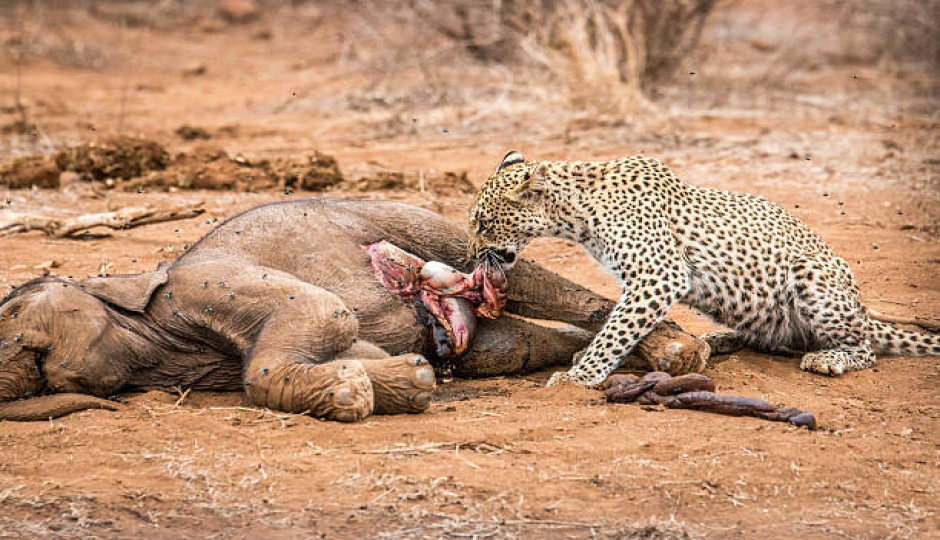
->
[0,332,119,421]
[0,333,48,403]
[0,393,121,421]
[505,260,615,332]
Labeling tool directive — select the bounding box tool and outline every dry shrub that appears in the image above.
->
[520,1,650,112]
[831,0,940,70]
[332,0,716,116]
[429,0,717,112]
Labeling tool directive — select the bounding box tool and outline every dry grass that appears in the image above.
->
[514,0,716,112]
[412,0,717,113]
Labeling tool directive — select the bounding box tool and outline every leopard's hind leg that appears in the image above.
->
[789,254,875,375]
[701,330,748,355]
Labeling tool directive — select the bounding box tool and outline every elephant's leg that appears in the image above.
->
[239,285,375,422]
[163,262,375,422]
[335,341,435,414]
[451,315,594,377]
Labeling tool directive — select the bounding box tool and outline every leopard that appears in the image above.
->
[467,150,940,387]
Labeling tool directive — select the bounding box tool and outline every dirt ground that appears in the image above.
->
[1,1,938,539]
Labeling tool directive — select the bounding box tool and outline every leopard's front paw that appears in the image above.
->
[546,371,572,387]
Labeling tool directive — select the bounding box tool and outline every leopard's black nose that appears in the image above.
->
[493,249,516,266]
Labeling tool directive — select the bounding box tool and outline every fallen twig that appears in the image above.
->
[0,203,204,237]
[356,440,515,456]
[172,386,192,408]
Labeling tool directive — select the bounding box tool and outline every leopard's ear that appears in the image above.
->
[497,150,525,172]
[507,164,547,204]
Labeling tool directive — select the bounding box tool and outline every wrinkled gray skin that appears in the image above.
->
[0,199,613,422]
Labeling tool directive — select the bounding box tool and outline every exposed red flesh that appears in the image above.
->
[362,241,506,356]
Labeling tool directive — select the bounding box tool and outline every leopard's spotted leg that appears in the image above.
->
[548,230,690,387]
[701,330,748,355]
[790,254,876,375]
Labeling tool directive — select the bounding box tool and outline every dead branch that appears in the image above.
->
[0,203,204,238]
[356,440,516,456]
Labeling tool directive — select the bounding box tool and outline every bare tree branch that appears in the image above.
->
[0,203,204,238]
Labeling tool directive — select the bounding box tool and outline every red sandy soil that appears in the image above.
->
[0,2,937,538]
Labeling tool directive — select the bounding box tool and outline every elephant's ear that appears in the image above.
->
[79,264,170,313]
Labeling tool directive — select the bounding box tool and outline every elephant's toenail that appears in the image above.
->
[412,393,431,409]
[334,388,356,406]
[284,376,291,382]
[415,367,434,385]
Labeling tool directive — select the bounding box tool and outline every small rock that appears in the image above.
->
[59,171,81,184]
[220,0,260,23]
[175,125,211,140]
[183,62,207,77]
[34,260,60,271]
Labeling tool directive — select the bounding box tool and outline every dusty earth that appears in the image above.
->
[1,1,938,539]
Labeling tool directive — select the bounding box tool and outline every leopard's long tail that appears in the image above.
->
[867,313,940,356]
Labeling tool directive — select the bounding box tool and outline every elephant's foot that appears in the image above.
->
[327,360,375,422]
[360,354,436,414]
[245,359,374,422]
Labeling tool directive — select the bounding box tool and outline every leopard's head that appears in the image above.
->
[467,151,550,269]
